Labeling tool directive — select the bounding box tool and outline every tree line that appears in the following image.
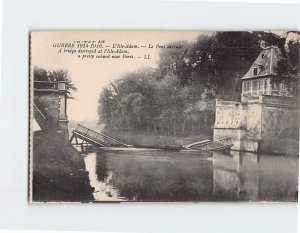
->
[98,31,299,136]
[34,66,77,92]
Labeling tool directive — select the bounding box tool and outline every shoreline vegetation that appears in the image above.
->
[103,129,299,156]
[102,129,212,150]
[32,129,94,202]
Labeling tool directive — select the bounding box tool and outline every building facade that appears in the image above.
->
[214,46,299,153]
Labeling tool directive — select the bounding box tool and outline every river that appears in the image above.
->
[83,149,298,202]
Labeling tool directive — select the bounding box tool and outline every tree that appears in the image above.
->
[33,66,77,93]
[275,33,300,96]
[98,31,299,136]
[158,40,192,78]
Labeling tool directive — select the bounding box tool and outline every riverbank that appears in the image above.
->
[103,130,212,149]
[31,129,94,202]
[102,129,299,156]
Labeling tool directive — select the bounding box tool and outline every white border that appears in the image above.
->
[0,0,299,232]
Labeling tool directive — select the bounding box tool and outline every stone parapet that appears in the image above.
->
[259,95,298,108]
[214,99,247,130]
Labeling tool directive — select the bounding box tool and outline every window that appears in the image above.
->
[281,83,287,90]
[258,80,262,90]
[253,67,258,76]
[264,79,269,94]
[272,82,278,90]
[244,81,251,93]
[252,80,258,91]
[251,80,258,96]
[258,79,265,90]
[257,79,266,94]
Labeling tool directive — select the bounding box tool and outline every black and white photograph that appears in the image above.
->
[29,31,299,203]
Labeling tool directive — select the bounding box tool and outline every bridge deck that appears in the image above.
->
[184,137,233,152]
[70,124,232,152]
[70,124,131,148]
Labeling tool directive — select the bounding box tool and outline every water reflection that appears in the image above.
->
[84,150,298,202]
[213,151,259,200]
[95,154,108,182]
[84,154,126,201]
[213,151,298,201]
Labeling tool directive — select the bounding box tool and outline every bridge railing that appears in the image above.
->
[34,80,67,92]
[34,80,58,90]
[74,124,106,143]
[33,104,46,129]
[74,124,131,147]
[190,137,232,150]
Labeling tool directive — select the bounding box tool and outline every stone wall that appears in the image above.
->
[260,95,299,142]
[34,90,69,139]
[214,100,245,129]
[214,100,262,152]
[261,105,299,139]
[242,103,262,152]
[214,128,244,150]
[213,95,299,154]
[34,92,60,125]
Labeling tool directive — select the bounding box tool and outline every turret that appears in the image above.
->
[241,46,292,102]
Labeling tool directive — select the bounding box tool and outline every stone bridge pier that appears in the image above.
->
[33,80,69,140]
[214,96,299,153]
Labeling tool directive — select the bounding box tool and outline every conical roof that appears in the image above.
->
[241,46,281,80]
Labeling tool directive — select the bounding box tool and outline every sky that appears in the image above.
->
[31,31,202,122]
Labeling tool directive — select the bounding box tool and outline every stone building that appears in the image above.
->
[33,80,69,139]
[213,46,299,153]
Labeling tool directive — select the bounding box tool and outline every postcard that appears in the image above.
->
[29,31,299,202]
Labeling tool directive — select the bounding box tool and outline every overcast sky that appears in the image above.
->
[31,31,201,122]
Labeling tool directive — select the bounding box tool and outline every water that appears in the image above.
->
[83,150,298,202]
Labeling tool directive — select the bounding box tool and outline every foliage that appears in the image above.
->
[275,39,300,95]
[98,31,299,136]
[33,66,77,92]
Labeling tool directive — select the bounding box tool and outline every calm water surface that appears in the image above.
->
[83,150,298,202]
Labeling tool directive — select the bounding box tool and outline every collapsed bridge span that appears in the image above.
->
[69,124,132,149]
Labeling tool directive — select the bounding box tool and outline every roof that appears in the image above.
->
[241,46,281,80]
